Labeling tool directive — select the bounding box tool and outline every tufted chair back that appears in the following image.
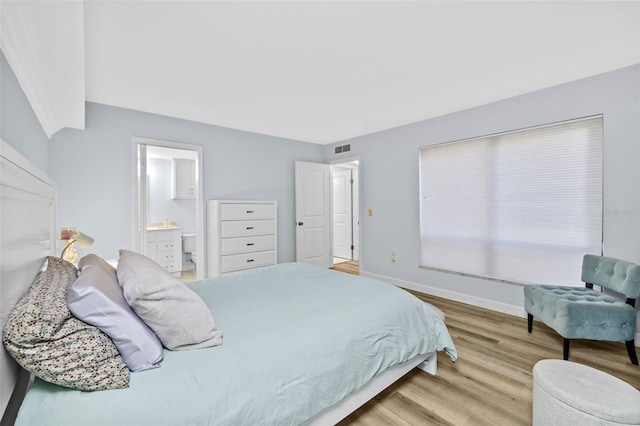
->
[581,254,640,300]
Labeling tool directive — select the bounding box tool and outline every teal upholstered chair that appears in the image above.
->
[524,254,640,365]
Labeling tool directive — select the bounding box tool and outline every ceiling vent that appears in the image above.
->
[334,144,351,155]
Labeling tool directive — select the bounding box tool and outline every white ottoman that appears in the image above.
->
[533,360,640,425]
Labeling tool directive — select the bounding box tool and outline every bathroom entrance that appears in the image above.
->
[133,137,205,281]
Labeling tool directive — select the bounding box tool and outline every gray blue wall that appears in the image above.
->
[325,64,640,313]
[49,102,324,262]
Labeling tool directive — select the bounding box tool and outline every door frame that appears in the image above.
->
[329,156,361,266]
[131,136,205,280]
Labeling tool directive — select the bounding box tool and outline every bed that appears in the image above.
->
[0,138,457,425]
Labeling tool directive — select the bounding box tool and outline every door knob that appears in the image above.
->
[297,222,304,226]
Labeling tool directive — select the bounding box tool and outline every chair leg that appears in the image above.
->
[563,338,570,360]
[527,313,533,333]
[625,340,638,366]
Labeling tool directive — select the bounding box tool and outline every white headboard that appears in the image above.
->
[0,139,56,424]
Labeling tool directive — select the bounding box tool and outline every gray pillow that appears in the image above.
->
[68,254,164,372]
[3,257,129,390]
[116,249,223,350]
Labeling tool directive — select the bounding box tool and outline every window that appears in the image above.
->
[419,115,603,286]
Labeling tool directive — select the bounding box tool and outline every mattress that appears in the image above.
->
[15,262,457,425]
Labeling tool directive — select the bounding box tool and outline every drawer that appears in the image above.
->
[156,251,180,262]
[220,219,274,238]
[221,250,276,273]
[157,259,180,272]
[220,203,275,220]
[220,235,275,255]
[157,240,180,251]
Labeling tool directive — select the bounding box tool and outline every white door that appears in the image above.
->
[332,169,352,259]
[295,161,331,268]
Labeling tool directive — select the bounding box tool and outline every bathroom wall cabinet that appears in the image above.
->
[207,200,277,277]
[172,159,196,199]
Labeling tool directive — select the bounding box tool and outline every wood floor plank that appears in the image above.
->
[383,391,455,426]
[331,260,360,275]
[395,375,470,425]
[337,284,640,425]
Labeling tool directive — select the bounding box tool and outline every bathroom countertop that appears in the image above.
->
[147,222,182,231]
[147,225,182,231]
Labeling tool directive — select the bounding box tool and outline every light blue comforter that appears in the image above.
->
[16,263,457,425]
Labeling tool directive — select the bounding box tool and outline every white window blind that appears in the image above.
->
[419,115,603,286]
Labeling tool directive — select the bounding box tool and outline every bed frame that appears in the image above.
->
[309,352,436,424]
[0,139,56,425]
[0,138,437,425]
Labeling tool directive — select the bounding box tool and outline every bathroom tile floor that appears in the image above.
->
[178,270,197,283]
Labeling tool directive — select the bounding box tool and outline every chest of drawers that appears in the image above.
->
[207,200,277,277]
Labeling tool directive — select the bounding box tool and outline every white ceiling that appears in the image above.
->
[5,1,640,144]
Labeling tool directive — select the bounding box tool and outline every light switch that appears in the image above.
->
[368,208,373,217]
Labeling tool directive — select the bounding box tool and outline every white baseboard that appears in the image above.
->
[361,270,527,318]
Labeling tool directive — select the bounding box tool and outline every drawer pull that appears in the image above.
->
[246,210,254,214]
[246,243,255,246]
[246,226,254,230]
[246,259,254,263]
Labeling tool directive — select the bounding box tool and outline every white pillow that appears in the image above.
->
[116,249,223,350]
[68,254,164,372]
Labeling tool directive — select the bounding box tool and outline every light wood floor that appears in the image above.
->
[331,260,359,275]
[337,288,640,425]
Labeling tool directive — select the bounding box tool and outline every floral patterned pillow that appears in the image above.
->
[2,256,129,390]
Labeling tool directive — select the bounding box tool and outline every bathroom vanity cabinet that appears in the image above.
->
[147,227,182,276]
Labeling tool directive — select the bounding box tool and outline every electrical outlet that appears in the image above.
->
[390,252,396,264]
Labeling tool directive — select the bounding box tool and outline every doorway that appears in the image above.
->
[132,137,205,281]
[294,159,361,273]
[330,160,359,272]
